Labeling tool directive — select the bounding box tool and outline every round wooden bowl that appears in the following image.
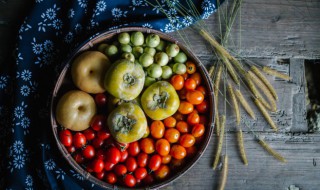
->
[50,27,215,189]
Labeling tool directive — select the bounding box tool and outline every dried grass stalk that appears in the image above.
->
[213,115,226,170]
[262,66,292,81]
[253,98,278,132]
[220,54,240,85]
[234,89,256,119]
[218,154,229,190]
[214,65,223,136]
[208,65,215,79]
[258,138,287,163]
[237,128,248,165]
[228,83,240,125]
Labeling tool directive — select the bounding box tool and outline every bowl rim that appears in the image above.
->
[50,26,215,190]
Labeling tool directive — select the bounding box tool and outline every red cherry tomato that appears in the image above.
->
[139,138,155,154]
[143,174,155,185]
[90,115,106,131]
[125,157,138,172]
[114,164,127,176]
[96,149,105,160]
[120,150,128,162]
[196,100,209,113]
[59,129,72,147]
[124,174,136,187]
[82,145,95,159]
[115,142,129,152]
[128,141,140,156]
[73,152,85,164]
[66,146,75,153]
[95,93,107,107]
[105,172,117,184]
[105,147,121,164]
[137,152,149,167]
[92,159,104,173]
[148,154,162,171]
[73,132,86,148]
[104,162,114,171]
[83,128,95,141]
[97,129,110,140]
[170,75,184,90]
[92,137,104,149]
[184,78,197,90]
[95,171,105,180]
[134,167,147,180]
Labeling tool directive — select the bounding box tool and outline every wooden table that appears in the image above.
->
[1,0,319,189]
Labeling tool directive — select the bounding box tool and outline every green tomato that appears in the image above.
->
[173,52,187,63]
[166,43,180,57]
[144,76,157,87]
[144,47,156,56]
[147,64,162,78]
[146,34,160,47]
[121,52,135,62]
[105,45,118,57]
[141,81,180,120]
[139,53,154,67]
[161,66,173,79]
[156,40,166,51]
[97,43,108,53]
[172,62,187,74]
[108,103,147,143]
[131,31,144,46]
[154,52,169,66]
[118,32,130,44]
[104,59,145,100]
[132,46,144,58]
[120,44,132,53]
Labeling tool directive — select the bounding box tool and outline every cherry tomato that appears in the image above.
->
[170,144,186,159]
[92,159,104,173]
[178,101,194,114]
[115,142,129,152]
[187,110,200,125]
[123,174,136,187]
[148,154,162,171]
[170,75,184,90]
[114,164,127,176]
[199,115,208,126]
[186,90,204,105]
[163,116,176,128]
[164,128,180,143]
[104,162,114,171]
[90,115,106,131]
[173,112,186,121]
[105,147,121,164]
[190,72,202,86]
[196,100,208,113]
[150,120,165,139]
[97,129,110,140]
[134,167,147,180]
[184,78,197,90]
[161,154,172,164]
[105,172,117,184]
[192,123,205,137]
[143,174,155,185]
[59,129,72,147]
[196,85,207,96]
[179,134,196,148]
[126,157,138,172]
[73,152,85,164]
[186,61,197,74]
[137,152,149,167]
[186,146,197,158]
[95,93,107,107]
[92,137,104,149]
[176,121,190,133]
[86,163,93,173]
[120,150,128,162]
[154,165,170,180]
[128,141,140,156]
[139,138,155,154]
[155,139,170,156]
[96,149,105,160]
[73,132,86,148]
[181,72,189,80]
[95,171,105,180]
[178,88,187,100]
[67,146,75,153]
[83,128,95,141]
[82,145,95,159]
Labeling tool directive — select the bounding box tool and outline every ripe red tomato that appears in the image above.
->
[66,146,75,153]
[134,167,147,180]
[97,129,110,140]
[105,147,121,164]
[90,115,106,131]
[190,72,202,86]
[187,111,200,125]
[150,120,165,139]
[155,139,170,156]
[128,141,140,156]
[96,149,105,160]
[178,101,194,115]
[73,152,84,164]
[196,100,208,113]
[176,121,190,133]
[83,128,95,141]
[170,144,186,159]
[139,138,155,154]
[73,132,86,148]
[126,157,138,172]
[105,172,117,184]
[92,137,104,149]
[95,93,107,107]
[170,75,184,90]
[104,162,114,171]
[148,154,162,171]
[163,116,176,128]
[82,145,95,159]
[179,134,196,148]
[186,90,204,105]
[123,174,136,187]
[59,129,72,147]
[164,128,180,143]
[143,174,155,185]
[137,152,149,167]
[114,164,127,176]
[154,165,170,180]
[95,171,105,180]
[92,159,104,173]
[120,150,128,162]
[192,123,205,137]
[184,78,197,90]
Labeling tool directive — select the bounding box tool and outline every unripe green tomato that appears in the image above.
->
[144,47,156,56]
[166,44,180,57]
[139,53,154,67]
[131,31,144,46]
[121,52,135,62]
[173,52,187,63]
[161,66,173,79]
[105,45,118,57]
[172,62,187,74]
[144,76,156,87]
[156,40,166,51]
[154,52,169,66]
[120,44,132,53]
[147,64,162,78]
[146,34,160,48]
[132,46,144,58]
[97,43,108,53]
[118,32,130,44]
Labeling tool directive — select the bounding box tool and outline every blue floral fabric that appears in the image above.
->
[0,0,219,189]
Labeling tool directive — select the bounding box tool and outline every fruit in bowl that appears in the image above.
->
[52,28,213,189]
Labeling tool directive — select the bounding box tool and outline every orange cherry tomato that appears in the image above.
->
[196,85,207,96]
[170,75,184,90]
[190,72,202,86]
[139,138,155,154]
[184,78,197,90]
[176,121,189,133]
[196,100,209,113]
[155,139,170,156]
[150,120,165,139]
[163,116,176,128]
[185,146,197,158]
[179,134,196,148]
[170,145,186,159]
[178,101,194,114]
[186,61,197,74]
[173,112,186,121]
[186,90,204,105]
[191,123,205,137]
[164,128,180,143]
[154,165,170,180]
[161,154,172,164]
[181,72,189,80]
[187,110,200,125]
